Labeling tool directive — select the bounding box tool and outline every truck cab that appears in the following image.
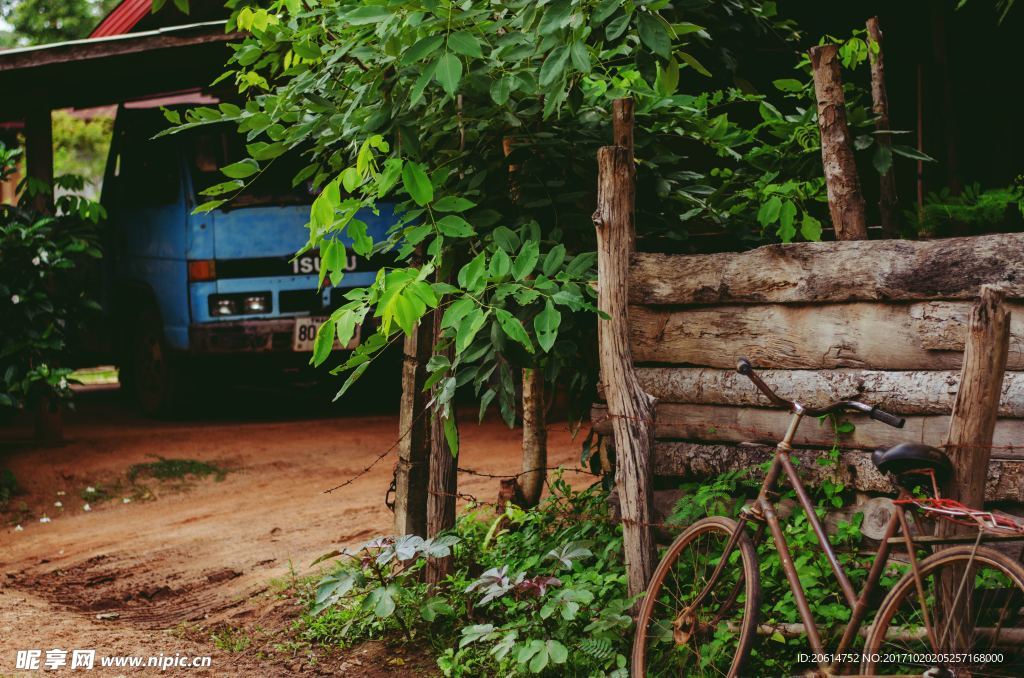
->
[101,104,393,414]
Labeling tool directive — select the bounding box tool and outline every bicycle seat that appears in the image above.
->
[871,443,952,485]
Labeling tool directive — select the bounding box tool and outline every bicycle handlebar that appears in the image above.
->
[736,358,906,428]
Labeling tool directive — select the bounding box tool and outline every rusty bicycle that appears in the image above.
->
[631,358,1024,677]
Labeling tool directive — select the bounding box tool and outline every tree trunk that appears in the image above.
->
[935,285,1010,652]
[866,17,899,238]
[425,267,457,585]
[393,247,433,537]
[518,368,547,507]
[612,98,635,254]
[594,145,656,603]
[809,44,867,241]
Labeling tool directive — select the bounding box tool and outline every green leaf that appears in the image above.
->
[200,180,244,197]
[458,252,488,292]
[777,200,797,242]
[605,12,630,40]
[311,318,336,367]
[569,42,591,74]
[346,6,391,24]
[534,300,561,352]
[335,309,358,347]
[435,52,463,96]
[410,60,438,106]
[221,158,259,179]
[420,597,453,622]
[541,244,566,276]
[436,215,475,237]
[678,51,711,77]
[539,0,573,35]
[593,0,620,23]
[637,13,671,58]
[800,213,823,241]
[448,31,483,58]
[293,40,321,60]
[757,195,783,226]
[891,144,934,162]
[192,199,225,214]
[872,144,893,175]
[496,309,533,353]
[512,240,539,280]
[490,74,514,105]
[539,45,570,87]
[402,162,433,206]
[433,196,476,212]
[546,640,568,664]
[455,308,487,353]
[772,78,805,92]
[529,644,549,673]
[489,248,511,279]
[402,35,444,64]
[657,58,680,96]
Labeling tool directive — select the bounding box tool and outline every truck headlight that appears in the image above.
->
[209,292,271,316]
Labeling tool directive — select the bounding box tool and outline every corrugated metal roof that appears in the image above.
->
[91,0,154,38]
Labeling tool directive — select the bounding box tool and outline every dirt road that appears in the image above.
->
[0,385,591,675]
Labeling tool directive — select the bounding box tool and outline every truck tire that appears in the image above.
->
[129,307,185,417]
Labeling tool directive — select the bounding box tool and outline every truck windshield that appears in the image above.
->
[187,129,314,208]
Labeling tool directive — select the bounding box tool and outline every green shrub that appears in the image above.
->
[304,476,632,676]
[0,468,18,511]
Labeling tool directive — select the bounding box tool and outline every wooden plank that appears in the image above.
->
[624,368,1024,418]
[593,403,1024,458]
[629,233,1024,305]
[629,301,1024,370]
[649,441,1024,502]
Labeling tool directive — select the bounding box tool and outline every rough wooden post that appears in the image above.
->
[938,285,1010,515]
[866,17,899,238]
[612,98,635,253]
[594,146,656,602]
[393,248,433,536]
[810,44,868,241]
[425,267,457,585]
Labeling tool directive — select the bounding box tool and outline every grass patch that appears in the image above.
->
[211,627,252,653]
[127,457,226,483]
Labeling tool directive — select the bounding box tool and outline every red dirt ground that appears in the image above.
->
[0,384,592,676]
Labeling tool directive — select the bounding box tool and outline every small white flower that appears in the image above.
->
[59,377,68,389]
[10,294,19,305]
[122,497,131,504]
[39,249,49,263]
[83,503,91,512]
[14,525,23,532]
[31,256,40,266]
[39,516,51,523]
[85,486,96,493]
[54,501,63,508]
[56,490,66,496]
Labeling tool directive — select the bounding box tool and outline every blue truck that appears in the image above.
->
[98,105,393,414]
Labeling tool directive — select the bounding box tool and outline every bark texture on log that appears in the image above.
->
[649,441,1024,502]
[594,145,656,601]
[393,291,434,536]
[592,402,1024,457]
[620,367,1024,418]
[426,272,457,585]
[866,17,899,238]
[810,44,867,241]
[629,233,1024,305]
[629,301,1024,370]
[518,368,547,508]
[939,286,1011,517]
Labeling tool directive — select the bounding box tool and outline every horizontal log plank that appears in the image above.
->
[620,368,1024,417]
[649,441,1024,502]
[631,233,1024,305]
[591,403,1024,458]
[630,301,1024,370]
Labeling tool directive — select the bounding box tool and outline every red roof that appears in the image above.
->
[91,0,153,38]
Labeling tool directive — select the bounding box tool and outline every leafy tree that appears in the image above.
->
[0,0,118,47]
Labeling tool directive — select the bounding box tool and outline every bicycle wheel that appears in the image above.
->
[632,516,760,677]
[862,544,1024,677]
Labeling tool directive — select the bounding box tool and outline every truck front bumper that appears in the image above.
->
[189,318,296,354]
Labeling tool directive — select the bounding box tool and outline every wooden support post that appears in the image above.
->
[594,145,656,602]
[425,267,457,585]
[393,248,433,536]
[866,17,899,238]
[612,98,635,253]
[810,44,868,241]
[938,285,1010,516]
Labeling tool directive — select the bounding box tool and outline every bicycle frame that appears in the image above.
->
[699,406,939,677]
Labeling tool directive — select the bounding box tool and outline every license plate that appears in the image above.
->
[292,316,360,352]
